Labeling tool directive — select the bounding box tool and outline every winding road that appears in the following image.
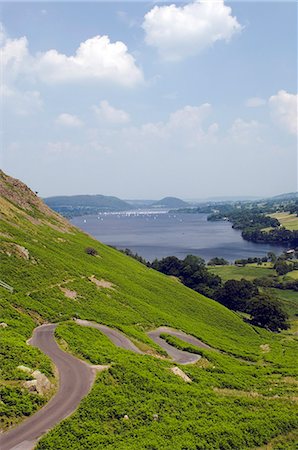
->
[0,321,210,449]
[75,319,143,354]
[0,324,101,450]
[148,326,210,364]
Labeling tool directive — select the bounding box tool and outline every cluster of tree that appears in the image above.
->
[207,257,229,266]
[242,227,298,247]
[235,256,269,266]
[119,248,148,265]
[150,255,221,298]
[254,276,298,292]
[283,200,298,216]
[214,279,289,332]
[119,249,291,332]
[274,259,298,275]
[208,210,279,230]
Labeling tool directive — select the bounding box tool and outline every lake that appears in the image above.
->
[71,211,286,262]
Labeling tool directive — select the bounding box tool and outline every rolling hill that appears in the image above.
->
[44,194,133,217]
[150,196,189,208]
[0,170,297,449]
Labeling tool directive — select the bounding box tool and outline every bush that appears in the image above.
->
[85,247,98,256]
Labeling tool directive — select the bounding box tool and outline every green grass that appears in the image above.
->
[283,270,298,281]
[0,299,54,429]
[1,174,298,447]
[35,323,298,450]
[266,289,298,320]
[269,212,298,231]
[208,264,277,282]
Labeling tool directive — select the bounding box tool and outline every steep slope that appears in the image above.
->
[0,171,297,449]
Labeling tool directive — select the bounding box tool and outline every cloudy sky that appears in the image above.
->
[1,1,297,199]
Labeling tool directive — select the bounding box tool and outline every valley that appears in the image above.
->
[0,171,297,449]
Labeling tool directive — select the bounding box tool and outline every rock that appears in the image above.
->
[21,368,52,395]
[260,344,270,353]
[0,322,8,328]
[170,366,192,383]
[15,244,30,260]
[23,380,38,392]
[32,370,52,395]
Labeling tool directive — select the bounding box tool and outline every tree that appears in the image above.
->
[248,294,289,332]
[274,260,292,276]
[267,252,277,263]
[207,257,229,266]
[214,279,258,311]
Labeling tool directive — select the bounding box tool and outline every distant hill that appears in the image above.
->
[1,169,297,449]
[44,194,132,217]
[150,196,189,208]
[269,192,298,201]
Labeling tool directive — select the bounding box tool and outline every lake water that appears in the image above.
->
[71,212,286,262]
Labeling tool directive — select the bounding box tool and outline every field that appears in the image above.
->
[269,212,298,231]
[208,262,298,337]
[1,171,298,449]
[284,270,298,280]
[208,264,276,282]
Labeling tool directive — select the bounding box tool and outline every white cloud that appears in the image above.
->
[56,113,83,128]
[269,90,297,135]
[110,103,217,153]
[0,24,143,87]
[245,97,266,108]
[1,36,30,82]
[46,141,82,155]
[229,118,262,142]
[0,85,42,115]
[142,0,242,61]
[36,36,143,86]
[93,100,130,124]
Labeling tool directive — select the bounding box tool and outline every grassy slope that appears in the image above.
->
[208,264,277,282]
[0,171,297,448]
[269,213,298,231]
[208,264,298,328]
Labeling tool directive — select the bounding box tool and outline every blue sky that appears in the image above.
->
[1,1,297,199]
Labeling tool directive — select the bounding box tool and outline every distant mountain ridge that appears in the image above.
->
[150,197,189,208]
[269,192,298,201]
[44,194,132,217]
[44,194,189,217]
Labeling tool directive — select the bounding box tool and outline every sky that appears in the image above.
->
[0,1,297,199]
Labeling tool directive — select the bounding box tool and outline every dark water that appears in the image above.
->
[71,212,286,262]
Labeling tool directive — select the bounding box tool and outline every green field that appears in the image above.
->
[270,212,298,231]
[208,264,277,282]
[208,264,298,323]
[284,270,298,281]
[1,171,298,449]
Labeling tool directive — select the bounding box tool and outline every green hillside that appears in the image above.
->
[0,170,297,449]
[44,194,132,217]
[150,196,189,208]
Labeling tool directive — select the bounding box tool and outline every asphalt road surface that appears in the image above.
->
[148,327,211,364]
[75,319,206,364]
[75,319,144,354]
[0,324,97,450]
[1,321,210,449]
